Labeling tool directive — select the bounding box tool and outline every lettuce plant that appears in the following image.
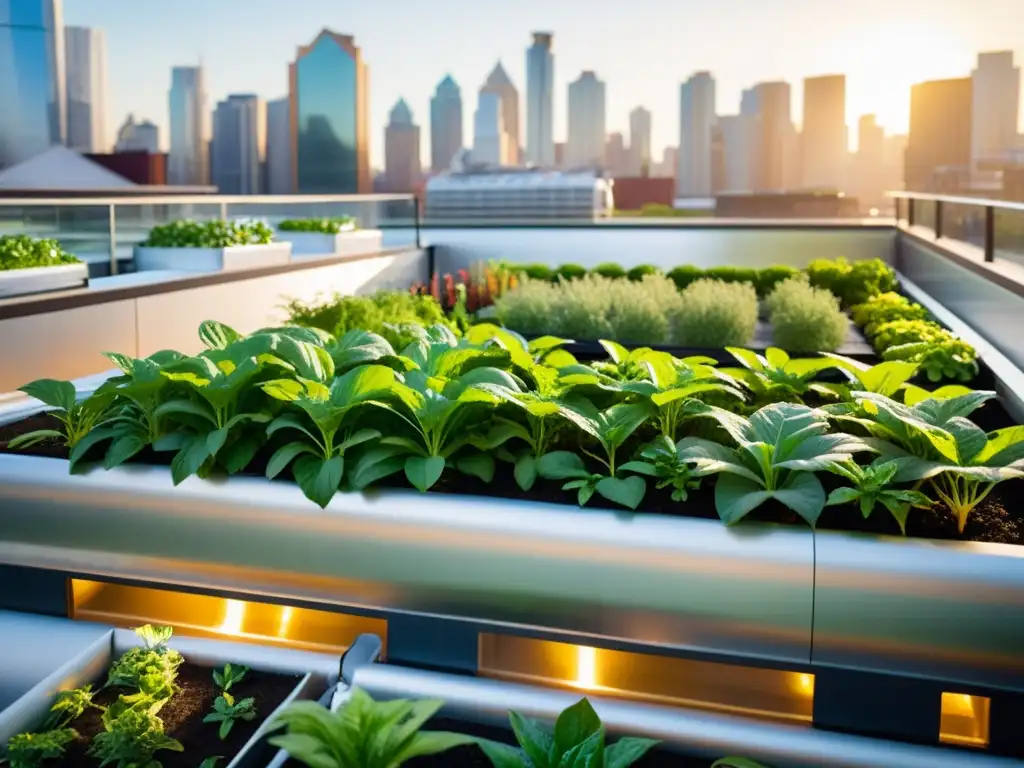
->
[88,704,183,768]
[538,402,652,509]
[203,692,256,740]
[269,689,474,768]
[723,347,839,405]
[479,697,658,768]
[8,379,114,452]
[824,459,932,532]
[46,685,99,728]
[5,728,78,768]
[106,624,182,697]
[678,403,872,526]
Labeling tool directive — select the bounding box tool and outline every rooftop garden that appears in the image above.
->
[140,220,275,249]
[0,235,81,271]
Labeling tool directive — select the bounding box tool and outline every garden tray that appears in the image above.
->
[0,263,88,299]
[133,243,292,273]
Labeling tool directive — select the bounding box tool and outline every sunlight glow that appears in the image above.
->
[576,645,598,689]
[277,605,294,638]
[217,599,246,635]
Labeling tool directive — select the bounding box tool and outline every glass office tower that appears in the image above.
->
[0,0,66,169]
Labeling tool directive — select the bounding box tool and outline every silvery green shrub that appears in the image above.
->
[767,276,848,353]
[674,279,758,348]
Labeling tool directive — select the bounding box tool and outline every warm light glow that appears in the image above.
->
[940,692,990,748]
[793,673,815,697]
[278,605,294,638]
[943,692,976,717]
[575,645,598,689]
[217,599,247,635]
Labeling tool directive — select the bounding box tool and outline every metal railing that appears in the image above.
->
[0,193,420,276]
[889,191,1024,265]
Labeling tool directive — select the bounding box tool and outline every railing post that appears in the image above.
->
[893,197,900,223]
[934,200,943,239]
[107,204,118,276]
[219,201,228,222]
[414,196,422,249]
[907,197,915,227]
[984,205,995,262]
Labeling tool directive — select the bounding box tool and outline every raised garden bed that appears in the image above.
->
[133,219,292,273]
[0,235,88,299]
[276,217,384,260]
[0,624,332,768]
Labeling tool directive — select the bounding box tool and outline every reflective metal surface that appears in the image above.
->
[353,663,1018,768]
[813,529,1024,690]
[0,454,815,665]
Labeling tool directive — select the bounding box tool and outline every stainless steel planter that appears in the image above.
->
[0,624,339,768]
[0,263,88,298]
[0,454,814,667]
[279,230,384,259]
[133,243,292,272]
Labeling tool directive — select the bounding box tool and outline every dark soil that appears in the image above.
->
[3,404,1021,546]
[59,663,301,768]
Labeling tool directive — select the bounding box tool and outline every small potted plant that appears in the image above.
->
[275,217,383,260]
[0,235,88,298]
[133,219,291,272]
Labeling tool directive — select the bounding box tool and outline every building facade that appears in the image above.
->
[744,81,793,192]
[168,65,208,185]
[430,75,463,173]
[605,132,628,177]
[629,106,652,176]
[566,71,606,169]
[211,94,265,194]
[855,114,885,211]
[114,114,159,154]
[480,62,519,166]
[525,32,555,167]
[265,97,291,194]
[677,71,716,197]
[971,51,1020,168]
[718,114,757,193]
[384,98,420,192]
[289,29,370,194]
[801,74,846,190]
[906,78,972,191]
[426,169,612,220]
[0,0,65,168]
[473,91,505,168]
[64,26,107,153]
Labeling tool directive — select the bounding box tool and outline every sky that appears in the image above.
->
[65,0,1024,169]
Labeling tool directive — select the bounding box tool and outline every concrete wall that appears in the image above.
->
[0,249,427,392]
[424,225,897,274]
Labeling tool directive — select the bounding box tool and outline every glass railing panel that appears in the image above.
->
[112,201,225,271]
[941,202,986,252]
[0,203,112,274]
[995,208,1024,267]
[914,198,937,233]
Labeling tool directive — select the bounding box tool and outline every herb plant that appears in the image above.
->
[674,279,758,348]
[825,459,933,532]
[106,625,182,695]
[556,263,587,281]
[627,264,660,281]
[666,264,704,290]
[0,235,80,271]
[806,257,896,306]
[755,265,800,297]
[270,689,475,768]
[47,685,99,728]
[278,217,357,233]
[723,347,839,405]
[621,435,704,501]
[478,696,659,768]
[4,729,78,768]
[203,693,257,740]
[765,277,848,353]
[591,262,627,279]
[7,379,113,452]
[88,704,183,768]
[213,663,248,692]
[142,219,273,248]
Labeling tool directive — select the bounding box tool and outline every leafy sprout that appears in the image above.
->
[46,685,99,728]
[212,663,248,693]
[7,379,114,453]
[621,435,705,502]
[824,459,933,533]
[203,692,257,740]
[4,728,78,768]
[88,703,183,768]
[722,347,839,405]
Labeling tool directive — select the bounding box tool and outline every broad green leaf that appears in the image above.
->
[171,434,214,485]
[619,460,658,477]
[20,379,76,411]
[261,378,305,402]
[764,347,789,369]
[198,320,241,350]
[913,390,997,425]
[599,339,630,364]
[858,361,920,396]
[338,428,381,452]
[104,434,147,469]
[784,356,841,377]
[529,335,573,353]
[599,402,652,447]
[676,437,763,484]
[349,446,407,489]
[267,733,341,768]
[605,737,661,768]
[456,452,496,482]
[772,472,827,527]
[509,710,554,768]
[650,382,732,407]
[395,730,479,763]
[330,364,398,406]
[537,451,589,480]
[479,740,527,768]
[946,417,987,464]
[473,421,531,450]
[775,433,873,471]
[69,426,118,470]
[595,476,646,510]
[558,729,604,768]
[514,453,538,490]
[711,759,773,768]
[715,474,776,525]
[219,433,262,474]
[545,349,578,368]
[405,455,446,491]
[554,698,603,758]
[267,441,316,479]
[267,414,322,445]
[976,426,1024,466]
[293,455,344,508]
[153,398,216,425]
[825,487,861,507]
[725,347,765,372]
[7,429,65,450]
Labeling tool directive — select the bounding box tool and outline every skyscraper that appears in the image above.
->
[677,72,716,197]
[114,114,159,154]
[971,52,1020,167]
[906,78,972,191]
[430,75,463,172]
[384,98,420,192]
[629,106,652,176]
[855,114,885,211]
[605,132,628,177]
[718,114,757,192]
[211,94,265,194]
[266,97,291,193]
[168,66,208,185]
[801,75,847,190]
[526,32,555,167]
[481,62,520,166]
[289,29,370,193]
[64,26,107,153]
[473,91,505,167]
[566,71,606,168]
[0,0,65,168]
[744,81,793,192]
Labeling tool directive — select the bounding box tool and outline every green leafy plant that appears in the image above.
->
[46,685,99,728]
[591,262,627,279]
[678,402,872,526]
[627,264,660,281]
[765,277,848,353]
[755,265,800,297]
[704,266,758,286]
[519,263,554,281]
[203,692,257,740]
[0,235,80,271]
[711,760,772,768]
[142,219,273,248]
[674,279,758,348]
[478,696,659,768]
[621,435,704,502]
[850,292,929,334]
[817,356,921,401]
[824,459,933,532]
[106,625,182,694]
[269,689,474,768]
[666,264,704,291]
[88,704,183,768]
[285,291,453,342]
[213,663,248,692]
[807,257,896,306]
[278,217,357,233]
[538,402,652,509]
[882,337,978,383]
[198,758,223,768]
[722,347,839,404]
[4,729,78,768]
[6,379,114,452]
[555,263,588,281]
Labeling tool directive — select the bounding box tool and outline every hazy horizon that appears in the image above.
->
[64,0,1024,168]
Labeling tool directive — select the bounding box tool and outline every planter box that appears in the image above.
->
[134,243,292,273]
[0,624,338,768]
[0,263,88,298]
[279,229,384,260]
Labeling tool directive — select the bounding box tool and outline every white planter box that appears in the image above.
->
[0,263,88,298]
[281,229,384,260]
[133,242,292,273]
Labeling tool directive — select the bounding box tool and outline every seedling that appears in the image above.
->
[213,663,248,692]
[203,692,257,740]
[4,728,77,768]
[824,459,933,533]
[46,685,98,728]
[621,435,705,502]
[7,379,113,453]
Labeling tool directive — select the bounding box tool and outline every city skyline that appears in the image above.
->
[63,0,1024,169]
